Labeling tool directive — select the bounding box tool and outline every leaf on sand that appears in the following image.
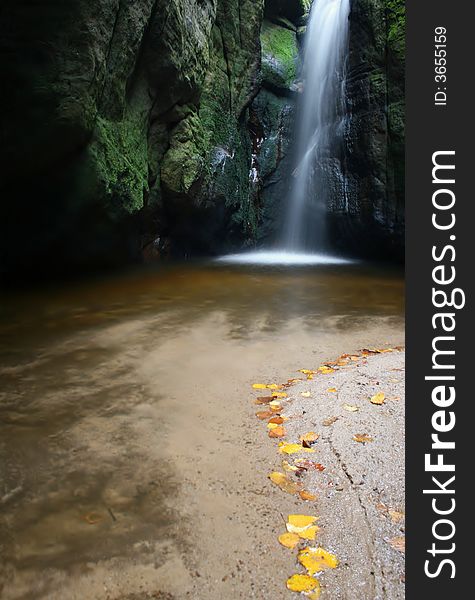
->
[299,369,317,375]
[343,403,359,412]
[322,416,338,426]
[252,383,282,390]
[327,387,337,393]
[256,410,275,420]
[388,509,405,524]
[286,574,320,593]
[268,416,285,424]
[269,400,282,411]
[278,532,300,549]
[370,392,385,405]
[282,460,299,472]
[268,425,286,438]
[295,459,325,472]
[272,391,288,398]
[269,472,301,494]
[286,514,318,530]
[318,366,335,374]
[279,442,315,455]
[301,391,312,398]
[353,433,374,443]
[300,432,319,444]
[299,490,317,501]
[388,536,405,553]
[254,395,275,405]
[298,547,339,574]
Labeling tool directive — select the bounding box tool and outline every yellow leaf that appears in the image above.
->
[299,490,317,502]
[318,366,335,374]
[300,431,319,443]
[306,586,322,600]
[269,400,281,410]
[306,374,314,380]
[278,532,300,549]
[252,383,267,389]
[269,472,300,495]
[266,383,282,390]
[299,369,316,375]
[343,403,359,412]
[279,442,315,455]
[327,387,337,393]
[252,383,282,390]
[298,547,339,574]
[268,425,286,438]
[287,514,318,529]
[353,433,374,443]
[298,525,319,540]
[322,416,338,426]
[301,391,312,398]
[370,392,385,405]
[272,391,288,398]
[286,574,319,593]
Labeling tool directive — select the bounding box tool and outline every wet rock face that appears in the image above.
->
[0,0,264,275]
[327,0,405,260]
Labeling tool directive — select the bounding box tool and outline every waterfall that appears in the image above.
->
[283,0,350,251]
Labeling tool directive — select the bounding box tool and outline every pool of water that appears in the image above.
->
[0,259,404,599]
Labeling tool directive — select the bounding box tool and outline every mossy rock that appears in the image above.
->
[261,21,299,92]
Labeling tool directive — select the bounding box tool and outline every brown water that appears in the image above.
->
[0,260,404,600]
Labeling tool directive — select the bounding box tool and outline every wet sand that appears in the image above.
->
[0,261,404,599]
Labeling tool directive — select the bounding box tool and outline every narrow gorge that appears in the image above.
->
[0,0,404,279]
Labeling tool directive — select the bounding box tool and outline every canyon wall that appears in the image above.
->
[0,0,404,277]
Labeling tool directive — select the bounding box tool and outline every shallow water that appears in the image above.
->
[0,260,404,599]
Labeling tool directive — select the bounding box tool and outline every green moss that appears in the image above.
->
[89,109,149,217]
[161,113,207,195]
[387,0,405,60]
[261,21,298,90]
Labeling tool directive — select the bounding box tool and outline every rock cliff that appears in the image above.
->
[0,0,404,278]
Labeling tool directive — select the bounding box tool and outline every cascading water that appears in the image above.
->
[217,0,353,266]
[284,0,350,251]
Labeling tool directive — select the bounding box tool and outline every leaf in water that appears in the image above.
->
[370,392,385,405]
[322,416,338,426]
[268,425,286,438]
[286,574,320,593]
[279,442,315,455]
[301,391,312,398]
[254,395,275,405]
[353,433,374,443]
[298,547,339,574]
[278,532,300,549]
[388,536,405,553]
[299,490,317,501]
[343,403,359,412]
[256,410,275,420]
[83,512,102,525]
[327,387,337,393]
[269,472,301,494]
[300,432,319,445]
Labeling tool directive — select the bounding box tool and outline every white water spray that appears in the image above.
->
[284,0,350,250]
